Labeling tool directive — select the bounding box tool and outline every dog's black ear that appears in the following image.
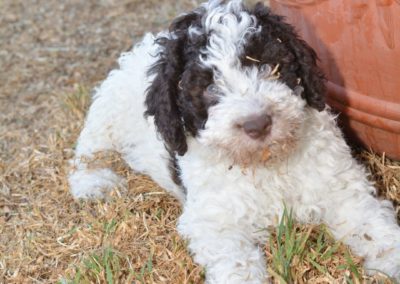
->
[286,36,326,111]
[253,3,326,111]
[145,35,187,155]
[145,12,203,156]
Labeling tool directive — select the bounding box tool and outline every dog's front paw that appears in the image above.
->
[204,252,269,284]
[206,267,269,284]
[68,168,125,199]
[364,245,400,281]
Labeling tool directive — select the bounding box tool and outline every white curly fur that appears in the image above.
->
[69,2,400,283]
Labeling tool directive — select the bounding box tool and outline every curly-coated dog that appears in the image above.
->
[69,1,400,282]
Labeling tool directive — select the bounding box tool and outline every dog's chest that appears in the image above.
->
[178,136,339,226]
[179,148,302,214]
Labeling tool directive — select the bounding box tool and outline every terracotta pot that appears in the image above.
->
[270,0,400,160]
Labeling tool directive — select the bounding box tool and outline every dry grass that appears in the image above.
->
[359,152,400,221]
[0,0,399,283]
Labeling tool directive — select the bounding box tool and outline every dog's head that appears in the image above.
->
[145,0,326,165]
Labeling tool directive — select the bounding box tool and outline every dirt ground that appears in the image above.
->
[0,0,399,283]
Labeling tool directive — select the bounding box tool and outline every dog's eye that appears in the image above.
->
[204,85,220,106]
[206,84,219,94]
[260,64,272,77]
[293,86,304,96]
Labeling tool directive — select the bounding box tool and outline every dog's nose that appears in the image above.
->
[242,114,272,139]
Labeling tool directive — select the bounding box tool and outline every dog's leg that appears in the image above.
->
[294,110,400,279]
[178,195,268,284]
[69,156,125,201]
[68,96,126,199]
[322,184,400,279]
[68,35,163,200]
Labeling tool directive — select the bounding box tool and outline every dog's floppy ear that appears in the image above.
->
[286,35,326,111]
[145,12,203,156]
[145,34,187,155]
[253,3,326,111]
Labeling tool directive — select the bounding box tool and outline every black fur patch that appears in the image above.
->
[168,153,186,195]
[242,3,326,111]
[145,8,213,156]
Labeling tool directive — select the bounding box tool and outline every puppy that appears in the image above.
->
[69,1,400,282]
